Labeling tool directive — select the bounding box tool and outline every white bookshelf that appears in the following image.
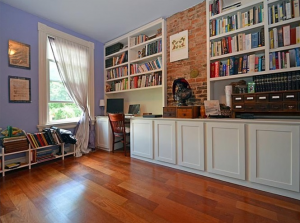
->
[207,0,300,103]
[104,18,166,115]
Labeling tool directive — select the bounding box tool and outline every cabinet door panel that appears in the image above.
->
[154,120,176,164]
[131,120,153,159]
[249,124,300,192]
[207,123,245,180]
[95,116,110,150]
[177,121,204,170]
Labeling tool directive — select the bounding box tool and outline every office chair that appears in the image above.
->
[108,113,130,156]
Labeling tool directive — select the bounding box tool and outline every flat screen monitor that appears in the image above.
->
[106,98,124,114]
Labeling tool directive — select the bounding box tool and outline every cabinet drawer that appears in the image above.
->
[269,103,283,111]
[232,104,244,111]
[163,107,176,118]
[283,102,298,112]
[232,95,244,103]
[269,93,283,102]
[244,104,256,111]
[177,109,193,118]
[256,103,269,111]
[299,102,300,111]
[256,94,269,102]
[244,95,256,103]
[283,92,297,101]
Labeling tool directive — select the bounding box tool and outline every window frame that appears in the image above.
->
[38,22,94,131]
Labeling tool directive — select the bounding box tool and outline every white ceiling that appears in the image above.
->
[1,0,203,43]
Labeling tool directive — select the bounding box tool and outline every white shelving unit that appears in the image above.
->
[1,142,75,177]
[206,0,300,103]
[104,18,166,115]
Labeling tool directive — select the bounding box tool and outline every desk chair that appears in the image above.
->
[108,113,130,156]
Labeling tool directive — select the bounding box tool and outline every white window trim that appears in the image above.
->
[38,22,94,131]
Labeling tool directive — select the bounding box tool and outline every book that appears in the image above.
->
[297,26,300,43]
[294,0,300,17]
[289,49,296,67]
[283,25,291,46]
[290,28,296,44]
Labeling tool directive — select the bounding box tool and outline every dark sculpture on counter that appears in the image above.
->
[172,78,192,106]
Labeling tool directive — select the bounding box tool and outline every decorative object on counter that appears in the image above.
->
[248,82,256,93]
[200,105,206,118]
[220,104,232,118]
[172,78,192,106]
[231,80,246,93]
[225,85,232,107]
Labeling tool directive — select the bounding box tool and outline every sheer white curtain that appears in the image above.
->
[49,36,90,157]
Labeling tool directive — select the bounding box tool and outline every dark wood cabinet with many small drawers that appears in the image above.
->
[232,90,300,118]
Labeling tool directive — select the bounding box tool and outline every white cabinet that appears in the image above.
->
[95,116,111,151]
[206,122,245,180]
[177,121,205,171]
[154,120,176,164]
[249,124,300,192]
[130,119,153,159]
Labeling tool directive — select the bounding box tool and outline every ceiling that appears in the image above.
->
[0,0,203,43]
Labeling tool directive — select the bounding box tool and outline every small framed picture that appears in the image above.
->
[204,100,221,116]
[8,76,31,103]
[8,40,31,70]
[248,82,255,93]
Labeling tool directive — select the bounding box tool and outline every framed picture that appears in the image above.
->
[170,30,188,62]
[204,100,221,116]
[8,40,31,69]
[8,76,31,103]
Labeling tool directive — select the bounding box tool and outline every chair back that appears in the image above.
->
[108,113,126,135]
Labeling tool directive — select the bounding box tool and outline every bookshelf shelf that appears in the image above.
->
[105,62,128,70]
[104,18,166,115]
[130,69,162,77]
[130,36,162,50]
[210,47,266,60]
[207,0,300,104]
[268,17,300,28]
[4,163,29,172]
[210,23,264,40]
[269,43,300,53]
[4,149,30,156]
[105,48,128,59]
[106,76,128,82]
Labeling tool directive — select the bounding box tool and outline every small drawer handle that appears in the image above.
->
[272,96,280,99]
[235,97,242,100]
[273,106,279,109]
[259,96,266,99]
[288,106,295,109]
[235,106,242,109]
[246,97,254,100]
[286,95,295,98]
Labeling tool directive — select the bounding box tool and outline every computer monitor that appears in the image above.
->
[106,98,124,114]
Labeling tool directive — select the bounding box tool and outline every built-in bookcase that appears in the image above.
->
[104,18,166,115]
[207,0,300,103]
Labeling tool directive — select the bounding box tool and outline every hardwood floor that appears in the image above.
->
[1,149,300,223]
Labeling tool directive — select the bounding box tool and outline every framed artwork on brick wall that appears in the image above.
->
[170,30,188,62]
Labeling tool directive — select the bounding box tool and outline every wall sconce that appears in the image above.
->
[99,99,105,108]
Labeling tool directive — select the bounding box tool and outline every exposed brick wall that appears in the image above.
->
[166,1,207,106]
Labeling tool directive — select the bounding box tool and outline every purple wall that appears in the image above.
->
[0,2,104,133]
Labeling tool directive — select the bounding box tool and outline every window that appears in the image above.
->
[38,23,94,131]
[47,40,81,123]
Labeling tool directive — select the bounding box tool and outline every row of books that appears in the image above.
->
[111,52,128,66]
[269,25,300,49]
[268,0,300,25]
[210,55,265,77]
[130,34,148,46]
[26,128,63,149]
[130,72,162,89]
[269,48,300,70]
[130,57,162,74]
[210,5,264,36]
[107,66,128,80]
[36,148,56,163]
[139,40,162,58]
[107,79,128,92]
[211,30,264,57]
[209,0,223,17]
[253,72,300,92]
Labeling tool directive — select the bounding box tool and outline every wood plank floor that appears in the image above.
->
[1,149,300,223]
